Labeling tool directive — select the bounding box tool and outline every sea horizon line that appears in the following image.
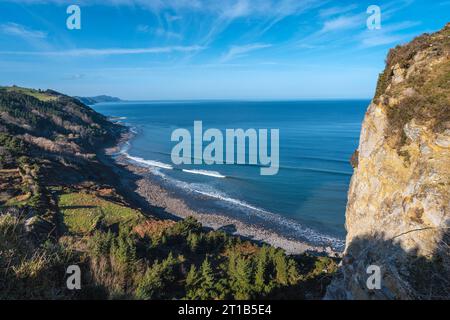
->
[93,97,373,104]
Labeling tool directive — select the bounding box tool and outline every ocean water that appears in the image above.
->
[93,100,368,249]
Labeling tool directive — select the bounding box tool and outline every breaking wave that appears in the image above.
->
[122,152,227,179]
[139,168,344,251]
[182,169,226,178]
[124,153,174,170]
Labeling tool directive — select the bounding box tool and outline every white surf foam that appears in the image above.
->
[182,169,226,178]
[109,116,127,120]
[124,153,226,179]
[130,127,138,134]
[166,181,345,249]
[118,144,343,249]
[124,153,174,170]
[118,141,131,154]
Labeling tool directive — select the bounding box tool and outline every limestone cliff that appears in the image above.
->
[327,23,450,299]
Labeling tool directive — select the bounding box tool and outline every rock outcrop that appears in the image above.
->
[327,23,450,299]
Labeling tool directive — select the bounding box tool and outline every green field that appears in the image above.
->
[59,192,142,234]
[3,86,58,102]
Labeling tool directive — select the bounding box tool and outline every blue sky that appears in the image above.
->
[0,0,448,100]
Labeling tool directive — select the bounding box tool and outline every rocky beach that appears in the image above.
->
[103,131,341,256]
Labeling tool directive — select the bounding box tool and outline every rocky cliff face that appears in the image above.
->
[327,24,450,299]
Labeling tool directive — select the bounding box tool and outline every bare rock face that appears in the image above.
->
[326,24,450,300]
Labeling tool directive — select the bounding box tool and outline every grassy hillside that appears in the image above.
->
[59,192,143,234]
[0,86,120,160]
[0,86,338,300]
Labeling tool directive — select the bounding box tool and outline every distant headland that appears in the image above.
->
[74,95,122,105]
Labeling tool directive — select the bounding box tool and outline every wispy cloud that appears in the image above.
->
[221,0,252,18]
[220,43,272,63]
[0,22,47,39]
[0,45,206,56]
[4,0,319,17]
[136,24,151,33]
[1,0,203,11]
[381,0,416,19]
[319,4,359,18]
[165,14,183,22]
[294,12,364,48]
[62,73,86,80]
[7,0,324,39]
[137,25,183,40]
[320,14,363,33]
[358,21,422,48]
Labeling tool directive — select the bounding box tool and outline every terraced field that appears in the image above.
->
[59,192,143,234]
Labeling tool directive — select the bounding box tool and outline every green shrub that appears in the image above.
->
[135,252,179,300]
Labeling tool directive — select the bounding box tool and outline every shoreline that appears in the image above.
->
[103,130,342,257]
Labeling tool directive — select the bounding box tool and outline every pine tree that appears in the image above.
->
[233,257,253,299]
[135,261,164,299]
[255,247,269,293]
[185,264,199,299]
[161,252,177,282]
[135,252,179,300]
[111,230,136,273]
[186,265,198,288]
[187,231,199,252]
[274,251,288,285]
[287,259,300,285]
[200,258,214,287]
[228,250,237,278]
[198,257,218,299]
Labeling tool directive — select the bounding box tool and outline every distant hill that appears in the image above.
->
[74,95,122,105]
[0,87,121,164]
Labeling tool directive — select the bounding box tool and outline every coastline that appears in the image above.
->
[103,129,342,257]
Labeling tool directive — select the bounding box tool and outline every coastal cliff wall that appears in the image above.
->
[327,24,450,299]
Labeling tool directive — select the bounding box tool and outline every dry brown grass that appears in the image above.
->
[133,219,175,239]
